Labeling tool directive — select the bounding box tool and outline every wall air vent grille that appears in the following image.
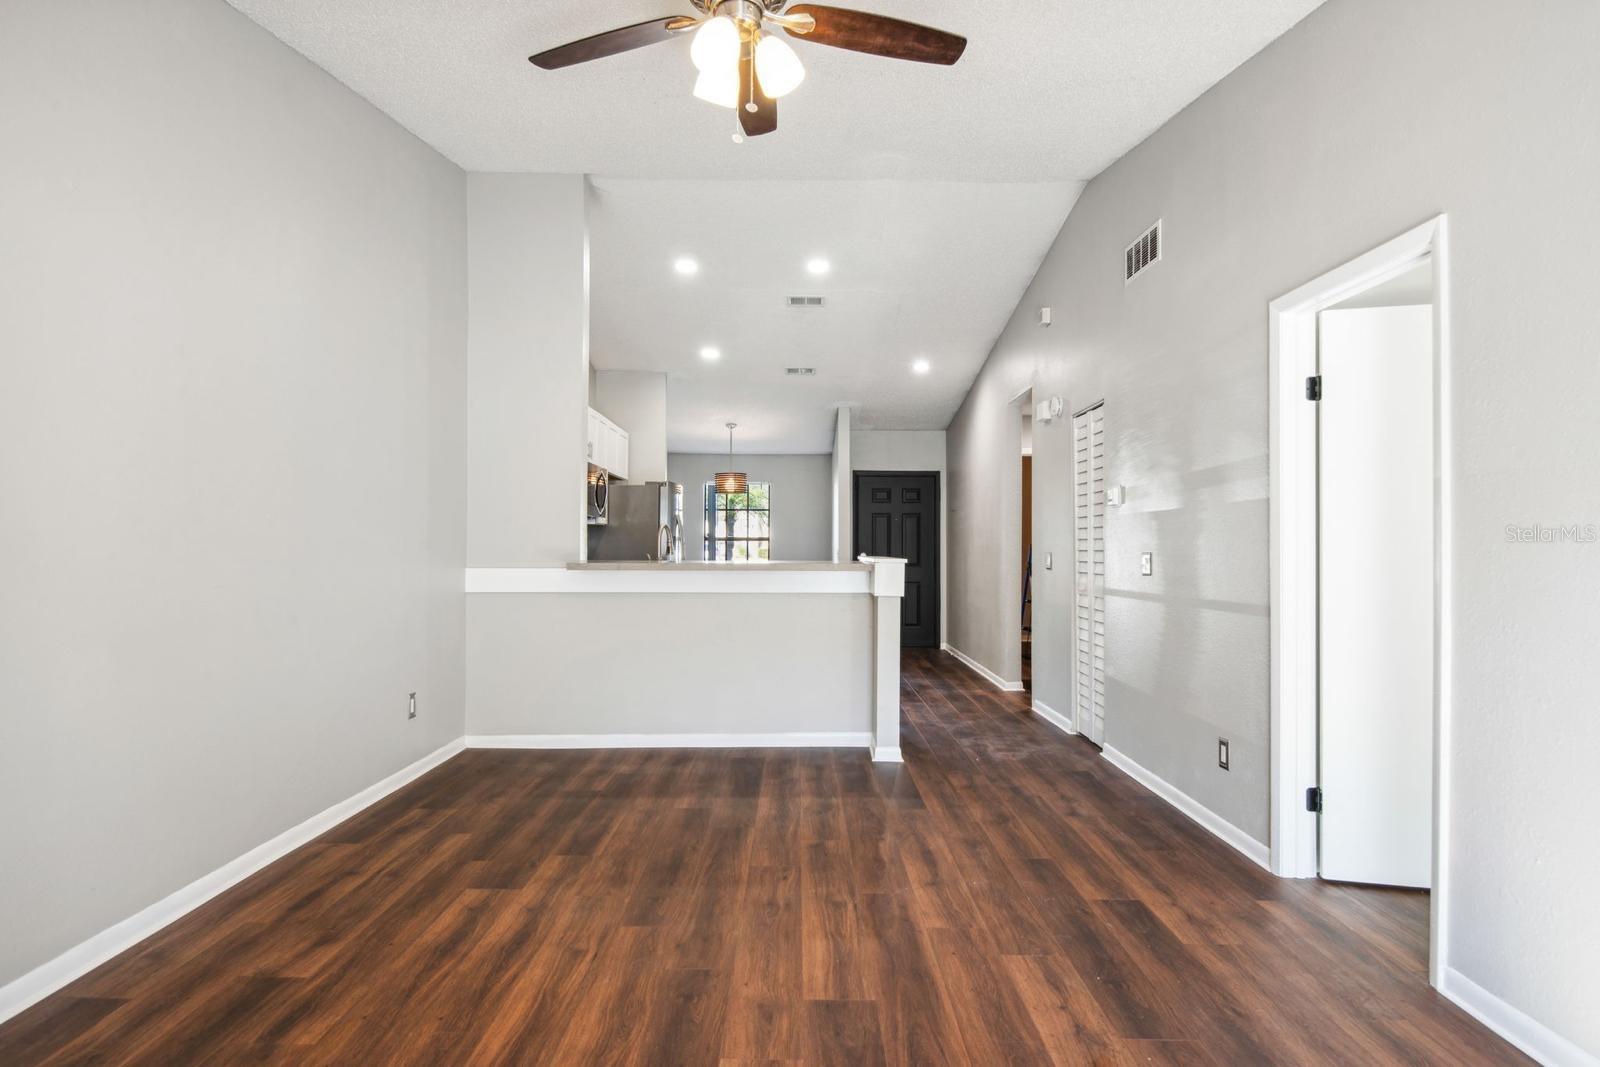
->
[786,295,825,308]
[786,367,817,376]
[1125,220,1162,282]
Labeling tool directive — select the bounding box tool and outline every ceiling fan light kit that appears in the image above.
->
[529,1,966,139]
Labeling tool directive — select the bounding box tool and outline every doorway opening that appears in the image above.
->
[853,471,941,648]
[1021,399,1034,692]
[1269,216,1451,987]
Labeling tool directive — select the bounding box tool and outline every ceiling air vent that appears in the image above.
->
[786,295,825,308]
[786,367,817,376]
[1125,220,1162,283]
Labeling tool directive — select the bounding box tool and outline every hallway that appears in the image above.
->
[0,651,1522,1065]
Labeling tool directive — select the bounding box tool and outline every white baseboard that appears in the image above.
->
[1101,745,1270,871]
[1439,967,1595,1067]
[1031,698,1075,736]
[870,746,904,763]
[466,732,873,750]
[940,643,1024,692]
[0,737,466,1028]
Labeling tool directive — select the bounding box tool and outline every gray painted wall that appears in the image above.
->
[466,594,871,737]
[669,453,834,561]
[830,408,851,562]
[466,174,589,567]
[593,370,668,483]
[0,0,467,991]
[945,0,1600,1052]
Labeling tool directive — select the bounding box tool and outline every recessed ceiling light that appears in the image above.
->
[805,257,831,276]
[674,256,700,276]
[699,346,721,361]
[912,358,931,375]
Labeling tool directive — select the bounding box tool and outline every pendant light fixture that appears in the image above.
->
[715,422,748,494]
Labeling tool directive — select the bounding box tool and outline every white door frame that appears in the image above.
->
[1268,215,1452,987]
[994,384,1034,692]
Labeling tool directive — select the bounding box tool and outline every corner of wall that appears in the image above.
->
[831,406,852,562]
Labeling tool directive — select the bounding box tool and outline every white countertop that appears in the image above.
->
[466,558,900,595]
[567,560,870,572]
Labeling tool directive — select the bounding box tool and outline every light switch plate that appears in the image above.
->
[1140,552,1154,576]
[1044,552,1052,570]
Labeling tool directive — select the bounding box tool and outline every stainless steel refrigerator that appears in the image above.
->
[586,481,683,561]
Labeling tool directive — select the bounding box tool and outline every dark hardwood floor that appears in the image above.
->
[0,649,1524,1065]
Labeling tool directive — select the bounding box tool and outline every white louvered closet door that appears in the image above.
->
[1073,404,1107,746]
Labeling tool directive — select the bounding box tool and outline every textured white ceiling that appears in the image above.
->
[225,0,1325,180]
[589,179,1081,453]
[226,0,1324,449]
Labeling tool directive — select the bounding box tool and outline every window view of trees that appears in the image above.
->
[705,482,771,561]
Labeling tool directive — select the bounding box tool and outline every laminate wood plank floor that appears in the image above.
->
[0,649,1527,1065]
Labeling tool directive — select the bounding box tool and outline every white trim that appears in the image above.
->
[1102,745,1270,871]
[0,738,465,1027]
[1439,968,1597,1067]
[858,555,907,597]
[1431,218,1455,989]
[1031,698,1076,736]
[1267,215,1452,987]
[465,566,871,595]
[940,642,1024,692]
[1006,383,1035,702]
[466,732,873,750]
[870,746,904,763]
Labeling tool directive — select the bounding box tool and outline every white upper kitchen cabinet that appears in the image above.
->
[586,408,629,481]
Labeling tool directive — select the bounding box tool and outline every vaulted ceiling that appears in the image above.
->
[226,0,1324,180]
[589,179,1081,452]
[227,0,1326,449]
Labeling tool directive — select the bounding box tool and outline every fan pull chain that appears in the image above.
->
[745,28,760,112]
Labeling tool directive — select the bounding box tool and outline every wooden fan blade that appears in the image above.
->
[738,39,778,137]
[782,5,966,64]
[529,17,691,70]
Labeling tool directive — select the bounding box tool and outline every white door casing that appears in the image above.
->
[1316,305,1434,888]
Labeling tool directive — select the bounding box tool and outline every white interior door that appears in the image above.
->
[1317,305,1434,888]
[1073,404,1107,746]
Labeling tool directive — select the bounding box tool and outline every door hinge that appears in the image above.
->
[1306,786,1323,813]
[1305,375,1322,401]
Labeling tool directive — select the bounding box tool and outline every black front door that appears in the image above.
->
[853,472,940,648]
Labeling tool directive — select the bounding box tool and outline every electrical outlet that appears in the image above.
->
[1140,552,1154,576]
[408,692,417,720]
[1217,738,1230,770]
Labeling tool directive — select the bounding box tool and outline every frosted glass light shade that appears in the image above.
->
[755,35,805,98]
[693,66,739,109]
[690,17,740,72]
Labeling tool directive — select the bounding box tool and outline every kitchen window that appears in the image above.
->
[704,482,771,561]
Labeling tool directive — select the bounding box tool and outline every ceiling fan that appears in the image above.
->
[528,1,967,141]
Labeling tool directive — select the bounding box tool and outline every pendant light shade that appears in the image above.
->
[715,422,748,494]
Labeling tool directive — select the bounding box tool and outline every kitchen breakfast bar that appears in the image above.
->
[463,558,906,760]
